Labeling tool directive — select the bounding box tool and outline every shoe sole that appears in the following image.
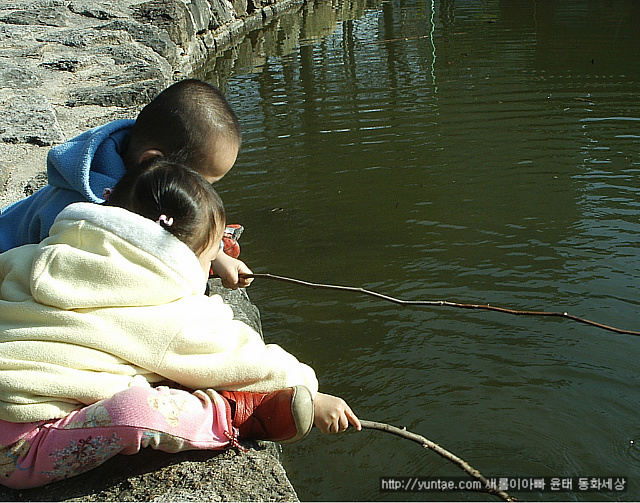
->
[280,385,314,444]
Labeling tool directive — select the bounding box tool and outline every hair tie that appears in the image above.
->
[157,214,174,227]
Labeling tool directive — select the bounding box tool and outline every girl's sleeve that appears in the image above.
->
[156,301,319,397]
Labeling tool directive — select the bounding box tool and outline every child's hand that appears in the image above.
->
[210,252,253,289]
[313,392,361,434]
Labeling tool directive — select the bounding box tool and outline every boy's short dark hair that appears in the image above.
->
[128,79,241,172]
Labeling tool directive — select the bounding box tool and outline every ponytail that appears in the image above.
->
[107,158,225,255]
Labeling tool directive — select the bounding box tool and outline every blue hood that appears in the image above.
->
[0,119,134,252]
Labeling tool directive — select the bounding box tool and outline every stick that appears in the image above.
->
[239,273,521,498]
[241,273,640,336]
[360,420,515,501]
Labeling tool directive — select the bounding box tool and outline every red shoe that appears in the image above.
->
[220,386,314,444]
[222,224,243,259]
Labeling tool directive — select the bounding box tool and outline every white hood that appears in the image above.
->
[0,202,318,423]
[31,203,207,310]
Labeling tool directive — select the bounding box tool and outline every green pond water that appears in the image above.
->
[202,0,640,500]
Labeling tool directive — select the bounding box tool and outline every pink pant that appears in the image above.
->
[0,385,235,489]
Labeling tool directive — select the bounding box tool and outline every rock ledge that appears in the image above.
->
[0,0,305,208]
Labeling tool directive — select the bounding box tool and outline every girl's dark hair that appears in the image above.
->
[108,158,226,256]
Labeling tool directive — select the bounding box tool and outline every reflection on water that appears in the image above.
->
[202,0,640,500]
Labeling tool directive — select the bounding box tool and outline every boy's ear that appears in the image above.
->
[138,149,164,164]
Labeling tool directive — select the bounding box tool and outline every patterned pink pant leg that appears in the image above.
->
[0,385,235,490]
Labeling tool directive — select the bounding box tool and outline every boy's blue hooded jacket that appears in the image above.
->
[0,119,135,252]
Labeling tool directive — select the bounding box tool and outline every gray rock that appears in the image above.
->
[0,161,8,191]
[68,0,129,20]
[230,0,250,18]
[97,19,177,64]
[106,62,167,87]
[184,0,214,33]
[35,27,133,49]
[0,7,70,27]
[208,0,237,30]
[0,1,68,8]
[39,56,85,73]
[0,442,299,501]
[132,0,196,47]
[0,91,64,145]
[0,62,39,89]
[66,79,167,107]
[94,41,173,71]
[23,171,48,196]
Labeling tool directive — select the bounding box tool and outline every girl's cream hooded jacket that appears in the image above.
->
[0,203,318,423]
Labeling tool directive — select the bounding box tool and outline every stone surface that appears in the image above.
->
[0,443,298,502]
[132,0,196,47]
[98,19,178,64]
[0,90,64,146]
[208,0,237,30]
[0,0,310,500]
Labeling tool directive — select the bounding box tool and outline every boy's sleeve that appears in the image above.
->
[0,186,82,252]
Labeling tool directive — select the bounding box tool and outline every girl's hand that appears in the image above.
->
[210,252,253,289]
[313,392,361,434]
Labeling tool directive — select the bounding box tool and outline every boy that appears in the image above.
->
[0,79,251,289]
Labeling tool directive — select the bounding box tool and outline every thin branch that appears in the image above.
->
[241,273,640,336]
[360,420,515,502]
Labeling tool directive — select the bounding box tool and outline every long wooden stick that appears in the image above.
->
[241,273,521,499]
[241,273,640,336]
[360,420,515,501]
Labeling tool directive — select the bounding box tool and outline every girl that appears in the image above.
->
[0,159,360,489]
